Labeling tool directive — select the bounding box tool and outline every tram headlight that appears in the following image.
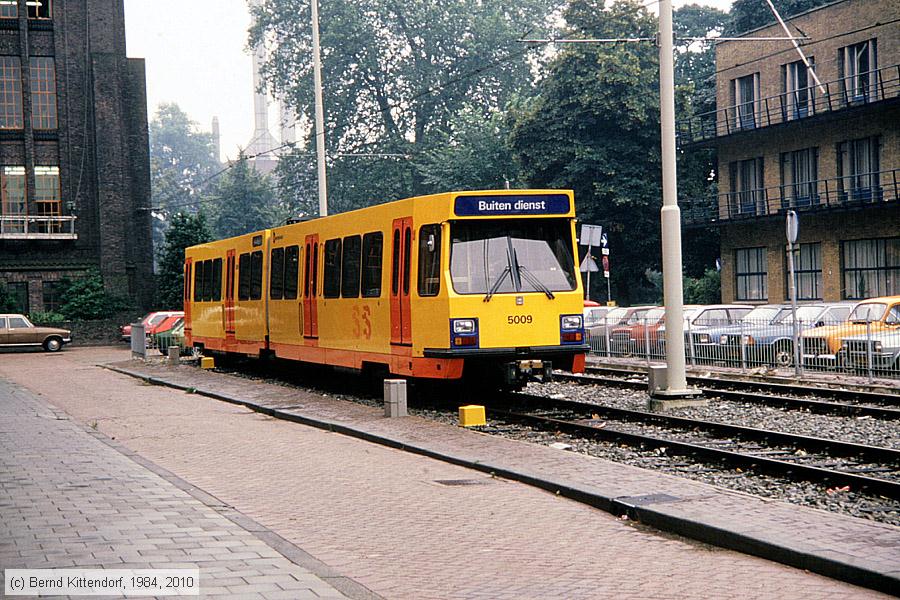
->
[452,319,476,334]
[561,315,583,330]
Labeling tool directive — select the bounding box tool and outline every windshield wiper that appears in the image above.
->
[514,250,555,299]
[483,265,511,302]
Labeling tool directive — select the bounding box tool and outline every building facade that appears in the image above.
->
[0,0,152,313]
[682,0,899,304]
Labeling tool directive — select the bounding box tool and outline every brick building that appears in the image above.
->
[0,0,152,314]
[681,0,899,304]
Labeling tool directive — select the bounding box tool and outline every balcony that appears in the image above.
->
[684,169,899,225]
[0,216,78,240]
[678,64,900,146]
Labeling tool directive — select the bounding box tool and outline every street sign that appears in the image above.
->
[600,233,608,248]
[580,255,599,272]
[601,255,609,272]
[786,210,799,245]
[601,248,610,256]
[580,224,603,247]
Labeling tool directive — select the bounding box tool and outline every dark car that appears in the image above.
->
[0,314,72,352]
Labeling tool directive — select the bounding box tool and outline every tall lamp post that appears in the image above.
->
[311,0,328,217]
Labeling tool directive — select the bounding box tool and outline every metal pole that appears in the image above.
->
[311,0,328,217]
[787,240,801,376]
[586,245,592,302]
[658,0,691,395]
[606,272,612,305]
[866,320,874,384]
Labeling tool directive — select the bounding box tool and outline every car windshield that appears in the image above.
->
[848,303,886,323]
[625,309,650,325]
[605,308,629,324]
[148,314,168,326]
[779,306,823,325]
[584,308,608,326]
[450,219,576,295]
[741,306,783,323]
[644,308,666,324]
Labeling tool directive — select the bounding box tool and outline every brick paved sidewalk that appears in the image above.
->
[0,347,893,599]
[0,377,359,599]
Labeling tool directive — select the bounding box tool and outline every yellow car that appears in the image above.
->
[801,295,900,366]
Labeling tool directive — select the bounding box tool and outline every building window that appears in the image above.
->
[786,243,822,301]
[42,280,63,312]
[839,39,877,104]
[782,59,814,120]
[30,58,57,130]
[728,157,764,216]
[731,73,759,130]
[0,57,23,129]
[418,224,441,297]
[735,247,768,301]
[1,166,26,234]
[837,137,880,203]
[780,148,818,208]
[2,281,29,313]
[28,0,51,19]
[0,1,16,19]
[842,238,899,299]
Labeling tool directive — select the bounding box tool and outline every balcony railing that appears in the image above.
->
[678,64,900,145]
[0,216,77,239]
[684,168,899,224]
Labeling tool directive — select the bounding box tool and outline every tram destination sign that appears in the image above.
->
[454,194,570,217]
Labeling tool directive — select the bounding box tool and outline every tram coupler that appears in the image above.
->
[505,360,553,387]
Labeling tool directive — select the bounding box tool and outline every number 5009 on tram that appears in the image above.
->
[184,189,588,389]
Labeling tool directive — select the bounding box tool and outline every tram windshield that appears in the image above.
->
[449,219,577,297]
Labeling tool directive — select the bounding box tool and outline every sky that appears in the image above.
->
[124,0,734,163]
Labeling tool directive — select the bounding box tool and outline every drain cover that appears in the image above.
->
[615,493,681,506]
[434,479,490,486]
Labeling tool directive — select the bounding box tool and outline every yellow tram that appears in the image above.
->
[184,189,588,388]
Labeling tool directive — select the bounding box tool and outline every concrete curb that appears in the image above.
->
[105,364,900,596]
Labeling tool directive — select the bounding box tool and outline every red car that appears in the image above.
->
[121,311,184,342]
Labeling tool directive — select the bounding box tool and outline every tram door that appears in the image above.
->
[183,258,193,337]
[303,234,319,338]
[390,217,413,345]
[224,250,236,341]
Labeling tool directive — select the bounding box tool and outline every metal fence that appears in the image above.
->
[586,317,900,384]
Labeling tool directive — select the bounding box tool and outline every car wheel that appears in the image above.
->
[43,337,63,352]
[773,342,793,367]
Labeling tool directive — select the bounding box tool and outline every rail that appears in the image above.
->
[0,215,77,239]
[683,168,899,224]
[678,64,900,145]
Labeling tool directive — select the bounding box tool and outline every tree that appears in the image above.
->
[250,0,556,209]
[149,104,220,248]
[207,156,277,239]
[56,270,130,320]
[156,212,212,309]
[728,0,831,35]
[510,0,662,304]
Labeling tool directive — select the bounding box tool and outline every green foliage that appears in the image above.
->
[207,156,277,238]
[0,283,17,312]
[684,269,722,304]
[251,0,556,209]
[156,212,212,309]
[29,311,66,325]
[56,271,130,321]
[510,0,662,305]
[727,0,832,35]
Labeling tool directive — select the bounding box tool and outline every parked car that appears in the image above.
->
[838,327,900,374]
[586,305,655,354]
[700,303,853,367]
[656,304,753,357]
[583,300,612,329]
[121,311,184,343]
[609,306,671,357]
[0,314,72,352]
[690,304,789,364]
[154,318,189,356]
[802,296,900,367]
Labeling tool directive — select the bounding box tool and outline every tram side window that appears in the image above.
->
[362,232,383,298]
[341,235,361,298]
[238,253,251,301]
[250,250,263,300]
[323,238,342,298]
[284,245,299,300]
[418,224,441,297]
[193,260,204,302]
[270,247,285,300]
[391,229,400,295]
[211,258,222,302]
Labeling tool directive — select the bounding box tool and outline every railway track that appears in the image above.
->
[557,371,900,420]
[492,392,900,501]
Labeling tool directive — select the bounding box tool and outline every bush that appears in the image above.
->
[0,283,17,312]
[684,269,721,305]
[29,311,67,325]
[57,270,130,320]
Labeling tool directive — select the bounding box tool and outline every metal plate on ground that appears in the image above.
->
[433,479,491,487]
[615,493,681,506]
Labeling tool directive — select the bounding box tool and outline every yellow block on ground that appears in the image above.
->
[459,405,486,427]
[200,356,215,370]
